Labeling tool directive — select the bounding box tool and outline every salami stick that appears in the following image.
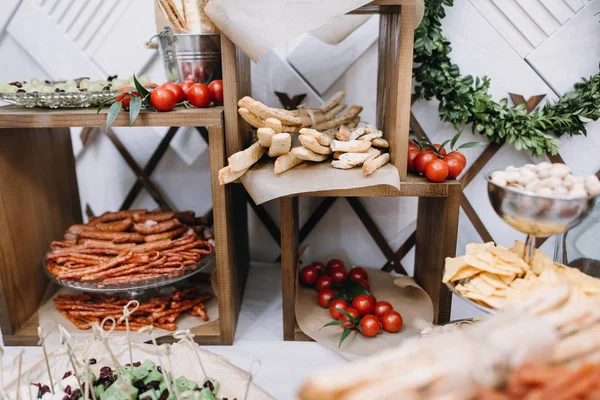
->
[94,218,133,232]
[133,218,181,235]
[133,212,175,223]
[78,231,145,243]
[58,251,133,279]
[144,226,188,242]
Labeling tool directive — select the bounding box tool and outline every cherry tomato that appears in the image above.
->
[317,289,335,308]
[161,82,185,103]
[299,265,318,285]
[408,141,419,151]
[381,310,403,333]
[348,267,368,282]
[330,266,347,283]
[425,159,449,183]
[316,275,333,292]
[311,261,326,275]
[208,80,223,104]
[150,87,177,112]
[352,294,375,316]
[414,151,438,175]
[432,144,447,156]
[186,83,212,108]
[444,156,465,179]
[326,259,345,273]
[445,151,467,165]
[329,299,349,320]
[339,308,359,329]
[360,315,381,337]
[407,149,420,172]
[373,301,394,319]
[179,80,195,93]
[356,278,370,292]
[116,86,139,108]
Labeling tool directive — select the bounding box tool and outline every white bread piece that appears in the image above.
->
[299,128,333,147]
[331,140,372,153]
[336,125,351,141]
[364,125,379,134]
[274,153,303,175]
[268,133,291,157]
[363,153,390,176]
[338,148,380,167]
[331,160,354,169]
[372,138,389,148]
[257,127,275,147]
[291,146,328,162]
[349,126,367,141]
[218,166,249,185]
[298,135,332,155]
[228,141,265,172]
[238,107,264,129]
[333,151,343,160]
[264,117,283,134]
[358,131,383,142]
[182,0,202,32]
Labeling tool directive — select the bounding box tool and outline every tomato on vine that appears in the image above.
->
[329,299,349,320]
[360,315,381,337]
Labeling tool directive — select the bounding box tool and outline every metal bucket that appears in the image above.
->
[155,27,221,84]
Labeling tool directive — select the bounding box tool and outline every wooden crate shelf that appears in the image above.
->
[0,35,250,346]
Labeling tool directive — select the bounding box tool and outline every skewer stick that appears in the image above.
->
[162,344,181,400]
[15,349,24,400]
[58,325,83,393]
[90,318,120,368]
[139,326,173,396]
[37,321,55,394]
[243,360,261,400]
[118,300,140,367]
[173,330,207,380]
[84,358,96,400]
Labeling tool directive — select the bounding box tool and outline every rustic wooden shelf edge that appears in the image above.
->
[0,106,224,129]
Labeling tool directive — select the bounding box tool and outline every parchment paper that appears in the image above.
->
[38,284,219,350]
[2,338,274,400]
[205,0,373,62]
[296,268,433,360]
[240,159,400,205]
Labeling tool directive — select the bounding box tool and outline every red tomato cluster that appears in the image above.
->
[115,80,224,112]
[407,140,467,182]
[299,259,404,339]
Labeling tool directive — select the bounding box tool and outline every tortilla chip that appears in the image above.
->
[463,255,516,277]
[443,257,479,283]
[489,245,529,271]
[466,276,497,298]
[478,272,509,290]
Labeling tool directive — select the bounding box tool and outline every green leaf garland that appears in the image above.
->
[414,0,600,156]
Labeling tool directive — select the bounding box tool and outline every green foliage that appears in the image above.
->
[414,0,600,156]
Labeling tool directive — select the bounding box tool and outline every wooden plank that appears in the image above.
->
[0,106,224,129]
[414,184,460,324]
[208,125,238,345]
[280,197,299,341]
[294,323,313,342]
[292,175,461,198]
[3,311,221,346]
[0,128,81,335]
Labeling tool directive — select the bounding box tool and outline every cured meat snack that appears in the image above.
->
[54,287,212,331]
[46,210,214,285]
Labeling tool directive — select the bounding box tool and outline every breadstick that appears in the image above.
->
[218,165,249,185]
[228,141,266,172]
[363,153,390,176]
[239,96,302,126]
[338,148,380,167]
[349,126,367,141]
[333,151,343,160]
[336,125,351,141]
[268,133,292,157]
[291,147,329,162]
[238,107,264,129]
[257,127,275,147]
[314,105,362,131]
[331,160,354,170]
[133,218,181,235]
[300,128,333,147]
[358,131,384,142]
[372,138,389,148]
[282,124,302,133]
[347,117,360,129]
[298,135,332,155]
[264,118,283,133]
[331,140,372,153]
[320,91,346,113]
[274,153,304,175]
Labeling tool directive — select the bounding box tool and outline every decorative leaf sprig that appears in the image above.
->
[414,0,600,156]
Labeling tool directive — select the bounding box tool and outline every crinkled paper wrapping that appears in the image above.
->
[296,268,433,361]
[240,159,400,205]
[38,283,219,350]
[2,338,274,400]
